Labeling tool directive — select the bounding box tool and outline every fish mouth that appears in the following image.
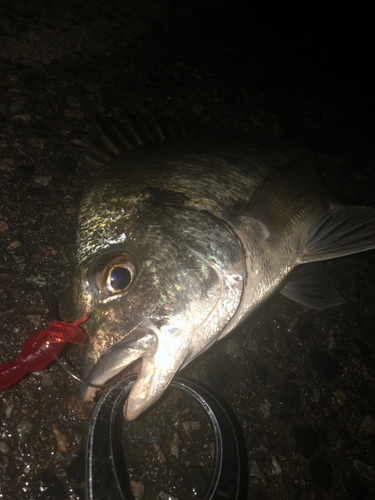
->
[81,323,181,420]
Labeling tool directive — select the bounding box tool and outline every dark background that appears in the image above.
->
[0,1,374,499]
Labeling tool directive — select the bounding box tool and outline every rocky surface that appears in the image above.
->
[0,1,374,499]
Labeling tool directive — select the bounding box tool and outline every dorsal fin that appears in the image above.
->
[71,112,227,167]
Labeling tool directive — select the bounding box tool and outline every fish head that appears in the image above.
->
[74,189,244,420]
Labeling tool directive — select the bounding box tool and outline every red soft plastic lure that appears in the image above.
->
[0,313,89,392]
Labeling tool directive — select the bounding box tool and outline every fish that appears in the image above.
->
[72,114,375,420]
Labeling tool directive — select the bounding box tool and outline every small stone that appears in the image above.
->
[333,389,347,405]
[182,420,201,436]
[259,444,268,455]
[312,388,320,402]
[151,443,166,463]
[226,339,241,357]
[328,336,336,349]
[0,441,10,453]
[130,480,145,500]
[0,220,9,232]
[10,99,25,113]
[1,75,19,86]
[171,432,181,459]
[12,113,31,122]
[6,240,21,251]
[354,460,375,482]
[26,315,42,327]
[33,175,51,186]
[16,419,33,442]
[0,139,8,148]
[28,137,45,149]
[155,492,178,500]
[260,398,271,418]
[65,108,84,119]
[0,158,15,170]
[360,415,375,433]
[53,425,69,453]
[249,459,267,486]
[271,456,283,477]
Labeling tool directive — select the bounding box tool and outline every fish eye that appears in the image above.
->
[90,253,137,296]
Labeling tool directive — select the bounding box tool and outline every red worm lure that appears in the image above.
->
[0,313,89,392]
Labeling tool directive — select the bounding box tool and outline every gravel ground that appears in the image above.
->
[0,1,374,499]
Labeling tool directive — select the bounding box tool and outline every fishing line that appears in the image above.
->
[53,353,114,389]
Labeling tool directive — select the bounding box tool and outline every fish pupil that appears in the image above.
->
[110,267,131,291]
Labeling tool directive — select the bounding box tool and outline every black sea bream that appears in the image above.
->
[73,115,375,420]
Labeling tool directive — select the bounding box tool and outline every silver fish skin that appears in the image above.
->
[73,120,375,420]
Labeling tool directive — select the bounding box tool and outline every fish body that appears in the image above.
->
[73,117,375,420]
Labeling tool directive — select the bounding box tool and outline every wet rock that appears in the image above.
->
[226,338,241,357]
[0,441,10,454]
[260,398,271,418]
[333,388,347,405]
[182,420,201,436]
[247,339,259,353]
[309,459,332,488]
[0,158,15,170]
[309,349,339,380]
[130,480,145,500]
[354,460,375,482]
[328,336,336,349]
[290,425,318,457]
[0,219,9,232]
[271,455,283,477]
[28,137,45,149]
[249,459,267,486]
[171,432,181,459]
[15,419,33,443]
[360,415,375,433]
[12,113,31,122]
[6,240,21,251]
[32,175,51,186]
[155,491,178,500]
[52,424,69,453]
[151,443,166,464]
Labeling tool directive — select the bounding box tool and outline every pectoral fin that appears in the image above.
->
[299,206,375,263]
[280,262,344,310]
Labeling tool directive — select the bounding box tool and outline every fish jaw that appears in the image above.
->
[80,320,190,420]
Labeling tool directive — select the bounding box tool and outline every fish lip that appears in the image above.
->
[80,325,158,402]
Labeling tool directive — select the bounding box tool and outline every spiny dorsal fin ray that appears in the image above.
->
[280,262,344,310]
[72,112,229,168]
[299,206,375,263]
